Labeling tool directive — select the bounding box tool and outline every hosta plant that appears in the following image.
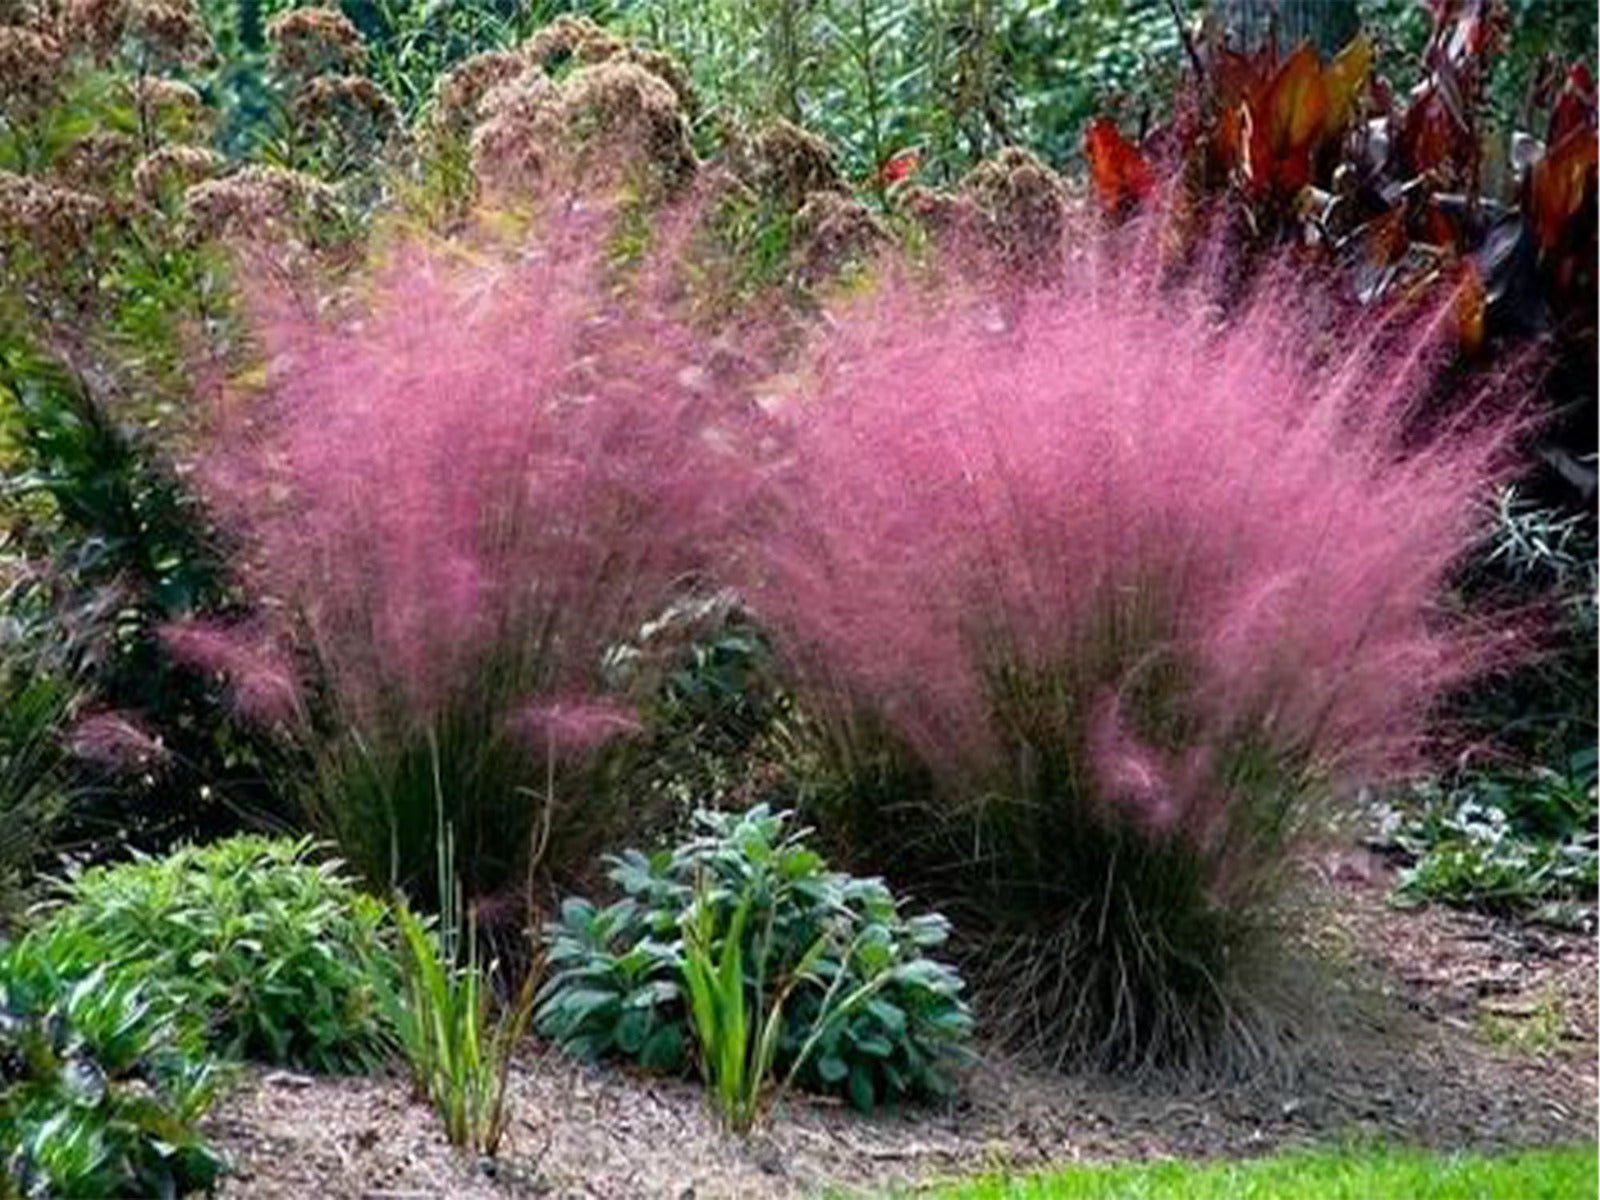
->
[39,835,398,1072]
[0,924,224,1199]
[537,806,972,1115]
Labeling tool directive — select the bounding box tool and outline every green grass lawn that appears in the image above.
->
[920,1144,1598,1199]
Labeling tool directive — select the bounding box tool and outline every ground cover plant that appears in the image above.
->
[538,806,972,1122]
[0,924,224,1199]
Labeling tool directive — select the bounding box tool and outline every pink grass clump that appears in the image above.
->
[185,213,751,894]
[741,225,1529,1068]
[68,712,169,773]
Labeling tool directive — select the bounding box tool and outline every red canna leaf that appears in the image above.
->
[1546,62,1596,147]
[1528,122,1598,253]
[1085,118,1155,210]
[881,148,920,186]
[1240,44,1328,197]
[1322,34,1373,141]
[1454,258,1487,355]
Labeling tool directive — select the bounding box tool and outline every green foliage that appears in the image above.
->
[537,806,972,1114]
[377,827,534,1156]
[1384,752,1598,925]
[0,335,281,859]
[1002,0,1191,167]
[620,1,1197,184]
[1460,487,1597,767]
[924,1142,1599,1200]
[0,657,79,928]
[1386,489,1599,928]
[40,836,399,1072]
[0,926,224,1199]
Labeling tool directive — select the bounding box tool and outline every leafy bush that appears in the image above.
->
[40,835,398,1072]
[538,806,972,1113]
[0,925,223,1199]
[738,231,1523,1073]
[175,218,748,901]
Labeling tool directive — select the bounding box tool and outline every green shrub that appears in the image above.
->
[0,925,224,1199]
[537,806,972,1113]
[40,836,399,1072]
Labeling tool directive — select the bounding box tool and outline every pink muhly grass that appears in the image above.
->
[159,616,304,727]
[194,208,752,897]
[741,218,1528,1071]
[515,697,643,761]
[68,711,170,772]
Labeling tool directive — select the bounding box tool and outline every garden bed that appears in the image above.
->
[205,865,1597,1199]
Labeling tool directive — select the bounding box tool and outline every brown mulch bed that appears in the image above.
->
[206,860,1598,1200]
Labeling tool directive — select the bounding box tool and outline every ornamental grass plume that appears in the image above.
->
[180,208,751,903]
[742,218,1528,1075]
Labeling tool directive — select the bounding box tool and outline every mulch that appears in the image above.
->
[205,854,1597,1200]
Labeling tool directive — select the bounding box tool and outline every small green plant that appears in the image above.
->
[0,925,224,1199]
[1477,986,1568,1057]
[40,835,399,1071]
[380,824,535,1157]
[538,806,972,1117]
[1384,753,1598,925]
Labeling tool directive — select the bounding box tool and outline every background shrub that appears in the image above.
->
[739,236,1524,1073]
[538,806,972,1112]
[39,835,397,1072]
[0,925,223,1199]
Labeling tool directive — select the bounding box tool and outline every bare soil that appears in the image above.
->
[206,856,1597,1200]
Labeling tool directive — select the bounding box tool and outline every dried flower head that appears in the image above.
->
[125,73,206,125]
[431,49,526,133]
[292,73,398,156]
[125,0,210,70]
[556,60,696,189]
[52,131,140,191]
[730,120,844,212]
[183,164,338,243]
[960,147,1068,274]
[0,25,65,118]
[67,0,128,60]
[470,68,561,191]
[520,14,622,71]
[265,5,364,80]
[791,191,886,285]
[0,170,108,258]
[132,143,223,203]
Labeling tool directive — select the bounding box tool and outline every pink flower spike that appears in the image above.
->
[515,697,643,761]
[68,712,169,772]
